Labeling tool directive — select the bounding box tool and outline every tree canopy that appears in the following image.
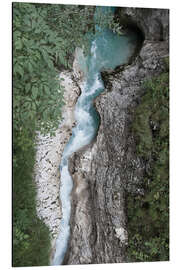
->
[13,3,95,135]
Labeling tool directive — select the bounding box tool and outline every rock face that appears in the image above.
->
[118,7,169,41]
[64,7,169,264]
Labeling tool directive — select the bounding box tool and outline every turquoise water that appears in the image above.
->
[52,7,138,265]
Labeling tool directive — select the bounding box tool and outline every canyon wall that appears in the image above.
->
[65,7,169,264]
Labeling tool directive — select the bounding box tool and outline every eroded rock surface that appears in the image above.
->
[65,8,169,264]
[118,7,169,41]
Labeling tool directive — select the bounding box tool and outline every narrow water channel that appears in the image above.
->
[52,6,139,265]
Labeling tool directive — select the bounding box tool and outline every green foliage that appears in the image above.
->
[44,4,95,58]
[132,72,169,159]
[127,70,169,262]
[13,2,66,135]
[93,6,124,35]
[13,127,51,267]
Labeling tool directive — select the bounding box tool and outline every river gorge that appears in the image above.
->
[34,6,169,265]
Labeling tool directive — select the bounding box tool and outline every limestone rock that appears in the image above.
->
[34,71,80,250]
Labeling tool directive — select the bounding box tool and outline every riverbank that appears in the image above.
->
[34,70,82,263]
